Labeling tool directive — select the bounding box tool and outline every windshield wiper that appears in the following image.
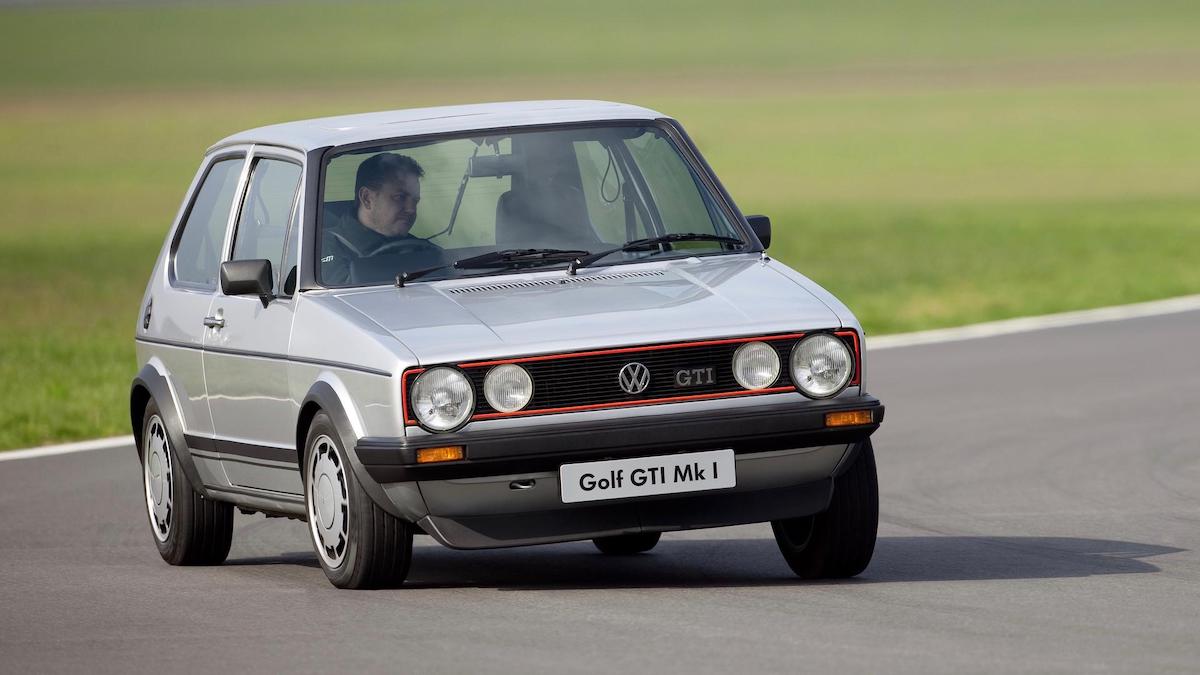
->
[567,233,744,274]
[454,248,591,269]
[395,248,591,287]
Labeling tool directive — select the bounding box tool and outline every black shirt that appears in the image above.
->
[320,202,442,285]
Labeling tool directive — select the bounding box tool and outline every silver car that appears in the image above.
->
[132,100,885,589]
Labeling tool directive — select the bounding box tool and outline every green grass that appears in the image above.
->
[768,199,1200,334]
[1,0,1198,449]
[3,0,1198,92]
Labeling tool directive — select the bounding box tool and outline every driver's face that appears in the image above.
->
[359,171,421,237]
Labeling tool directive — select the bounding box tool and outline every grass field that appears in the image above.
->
[1,0,1198,449]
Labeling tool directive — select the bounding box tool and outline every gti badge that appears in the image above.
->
[618,362,651,395]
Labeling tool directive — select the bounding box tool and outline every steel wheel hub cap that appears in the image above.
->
[143,415,173,542]
[307,435,349,568]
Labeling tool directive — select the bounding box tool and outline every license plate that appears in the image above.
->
[559,449,736,504]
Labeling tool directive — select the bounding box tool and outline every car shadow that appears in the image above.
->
[224,535,1184,590]
[224,550,322,569]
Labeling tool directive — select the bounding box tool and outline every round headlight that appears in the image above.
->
[411,367,475,431]
[732,341,781,390]
[791,334,853,398]
[483,364,533,413]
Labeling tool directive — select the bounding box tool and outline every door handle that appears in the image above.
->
[203,315,225,329]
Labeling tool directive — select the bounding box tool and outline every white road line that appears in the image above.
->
[3,293,1199,461]
[867,294,1200,350]
[0,435,133,462]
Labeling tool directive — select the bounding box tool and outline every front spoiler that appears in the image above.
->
[355,394,884,483]
[417,477,834,550]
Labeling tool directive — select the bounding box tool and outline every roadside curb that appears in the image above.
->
[4,293,1199,461]
[868,294,1200,351]
[0,435,133,462]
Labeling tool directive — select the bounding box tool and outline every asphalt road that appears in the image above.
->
[2,310,1198,673]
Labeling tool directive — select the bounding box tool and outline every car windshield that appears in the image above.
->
[317,124,744,287]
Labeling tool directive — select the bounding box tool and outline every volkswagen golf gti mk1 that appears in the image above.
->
[132,100,885,589]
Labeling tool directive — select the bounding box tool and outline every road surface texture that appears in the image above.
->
[2,310,1197,673]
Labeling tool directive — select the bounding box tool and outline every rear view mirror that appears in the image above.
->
[221,259,274,307]
[746,215,771,250]
[469,153,525,178]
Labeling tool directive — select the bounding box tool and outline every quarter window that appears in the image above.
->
[173,157,243,288]
[231,158,302,294]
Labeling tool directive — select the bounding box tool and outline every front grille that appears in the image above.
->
[476,339,795,414]
[403,331,860,425]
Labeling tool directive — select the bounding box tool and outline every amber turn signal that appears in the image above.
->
[825,410,873,427]
[416,446,465,464]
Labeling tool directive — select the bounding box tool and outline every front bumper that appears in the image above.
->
[410,445,847,549]
[355,394,884,482]
[357,394,883,549]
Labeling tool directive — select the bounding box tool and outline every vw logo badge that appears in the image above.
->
[618,362,651,395]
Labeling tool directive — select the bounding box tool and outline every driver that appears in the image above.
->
[320,152,442,285]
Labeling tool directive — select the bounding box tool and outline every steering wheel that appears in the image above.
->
[365,237,441,258]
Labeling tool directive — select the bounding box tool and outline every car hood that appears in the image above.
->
[331,255,842,364]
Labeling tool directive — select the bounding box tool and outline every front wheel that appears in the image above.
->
[141,400,233,565]
[772,440,878,579]
[304,411,413,589]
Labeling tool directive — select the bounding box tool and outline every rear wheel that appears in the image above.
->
[304,412,413,589]
[141,400,233,565]
[593,532,661,555]
[772,440,878,579]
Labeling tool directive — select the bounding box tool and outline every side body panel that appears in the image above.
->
[204,296,301,493]
[288,293,415,440]
[204,146,306,494]
[150,292,218,437]
[135,149,252,488]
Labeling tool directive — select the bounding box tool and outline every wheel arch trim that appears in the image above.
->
[299,379,406,519]
[130,362,210,498]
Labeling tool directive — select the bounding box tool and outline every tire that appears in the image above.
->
[141,400,234,566]
[593,532,661,555]
[771,440,878,579]
[303,411,413,589]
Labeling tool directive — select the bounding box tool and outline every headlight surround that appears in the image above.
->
[410,367,475,431]
[732,341,781,390]
[791,334,853,398]
[483,364,533,413]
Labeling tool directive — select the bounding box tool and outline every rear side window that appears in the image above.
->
[231,157,302,294]
[173,157,243,288]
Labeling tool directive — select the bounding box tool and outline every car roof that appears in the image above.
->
[208,100,668,154]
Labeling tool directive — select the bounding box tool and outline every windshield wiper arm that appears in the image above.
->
[394,263,452,287]
[453,248,591,270]
[567,233,744,274]
[396,248,592,287]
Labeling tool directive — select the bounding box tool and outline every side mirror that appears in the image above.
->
[746,215,771,250]
[221,259,274,307]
